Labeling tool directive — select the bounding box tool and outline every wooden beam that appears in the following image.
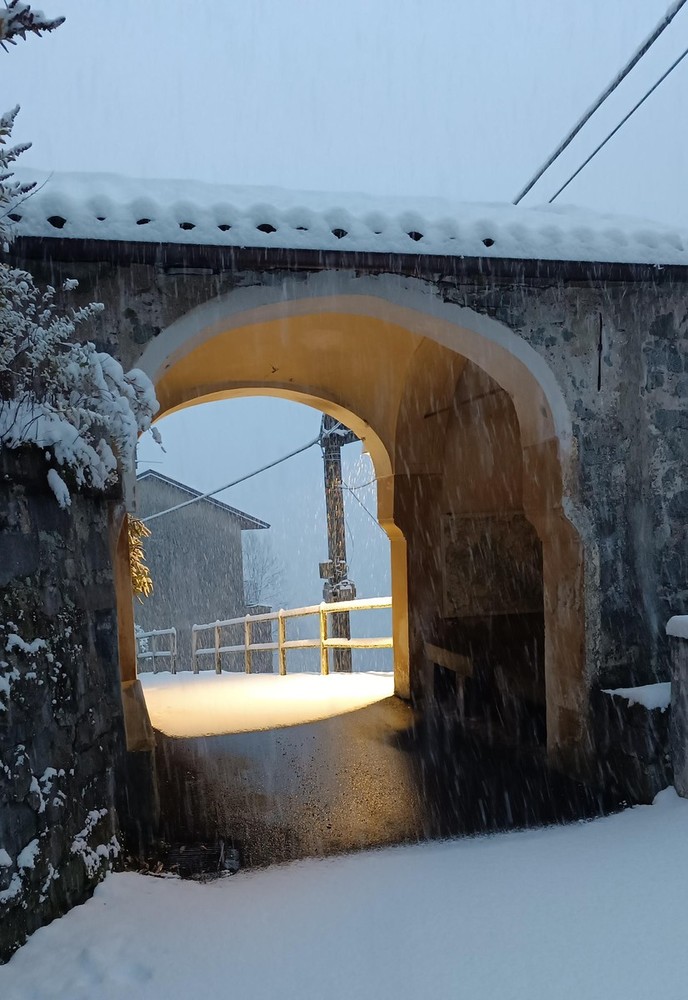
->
[424,642,473,677]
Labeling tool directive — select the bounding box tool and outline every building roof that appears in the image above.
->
[14,168,688,268]
[137,469,269,530]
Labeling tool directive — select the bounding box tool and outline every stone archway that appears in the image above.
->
[136,279,588,758]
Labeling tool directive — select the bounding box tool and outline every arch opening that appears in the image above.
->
[131,394,399,734]
[132,286,587,757]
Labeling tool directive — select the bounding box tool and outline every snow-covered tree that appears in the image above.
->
[0,1,64,49]
[0,255,159,505]
[0,35,159,506]
[0,105,34,235]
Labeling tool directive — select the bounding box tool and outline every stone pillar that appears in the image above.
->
[376,473,410,701]
[669,618,688,797]
[393,473,444,702]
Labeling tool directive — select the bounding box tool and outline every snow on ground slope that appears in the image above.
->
[2,789,687,1000]
[139,670,395,736]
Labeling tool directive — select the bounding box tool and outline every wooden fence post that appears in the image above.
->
[319,603,329,675]
[278,610,287,676]
[214,622,221,674]
[244,616,252,674]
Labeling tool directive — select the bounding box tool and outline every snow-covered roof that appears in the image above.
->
[137,469,269,530]
[12,168,688,267]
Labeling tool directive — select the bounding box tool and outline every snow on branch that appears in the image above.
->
[0,106,36,235]
[0,2,64,49]
[0,105,158,502]
[0,268,159,499]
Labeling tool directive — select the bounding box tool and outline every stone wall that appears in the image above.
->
[0,448,125,963]
[591,687,671,802]
[670,630,688,797]
[26,253,684,699]
[438,276,688,695]
[15,247,687,784]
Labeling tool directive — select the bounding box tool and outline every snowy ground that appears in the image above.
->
[2,789,687,999]
[139,670,395,736]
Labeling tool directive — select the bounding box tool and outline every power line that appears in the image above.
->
[344,476,378,492]
[549,42,688,203]
[141,436,320,523]
[343,509,355,559]
[513,0,688,204]
[343,483,386,535]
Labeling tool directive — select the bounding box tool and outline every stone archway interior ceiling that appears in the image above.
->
[138,274,589,744]
[140,276,569,455]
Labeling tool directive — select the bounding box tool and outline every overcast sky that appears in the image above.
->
[7,0,687,221]
[5,0,687,614]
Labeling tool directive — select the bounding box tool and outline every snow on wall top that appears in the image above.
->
[11,169,688,267]
[667,616,688,639]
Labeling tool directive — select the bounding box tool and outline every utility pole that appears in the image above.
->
[319,414,357,672]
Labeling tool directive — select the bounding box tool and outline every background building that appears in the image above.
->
[135,470,270,670]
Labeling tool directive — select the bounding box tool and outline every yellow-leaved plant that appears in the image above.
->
[127,513,153,601]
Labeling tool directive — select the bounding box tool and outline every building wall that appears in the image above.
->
[135,477,248,671]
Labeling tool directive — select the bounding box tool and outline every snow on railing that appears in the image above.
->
[136,627,178,674]
[191,597,393,675]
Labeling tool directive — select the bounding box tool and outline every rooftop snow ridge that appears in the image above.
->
[11,169,688,267]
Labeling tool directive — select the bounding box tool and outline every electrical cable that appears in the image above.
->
[344,509,355,559]
[343,476,378,491]
[343,484,386,534]
[513,0,687,204]
[141,436,320,523]
[549,42,688,202]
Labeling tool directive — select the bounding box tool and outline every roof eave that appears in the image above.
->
[10,235,688,284]
[136,469,269,530]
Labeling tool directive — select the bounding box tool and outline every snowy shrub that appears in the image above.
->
[0,107,159,505]
[0,1,64,49]
[0,106,34,239]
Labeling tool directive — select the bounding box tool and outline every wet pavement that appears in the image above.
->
[151,696,619,869]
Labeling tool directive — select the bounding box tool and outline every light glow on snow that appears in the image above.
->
[140,670,395,737]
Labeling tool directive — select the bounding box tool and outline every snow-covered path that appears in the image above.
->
[140,670,395,736]
[3,789,688,999]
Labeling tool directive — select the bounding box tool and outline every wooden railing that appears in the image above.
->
[191,596,392,675]
[136,627,178,674]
